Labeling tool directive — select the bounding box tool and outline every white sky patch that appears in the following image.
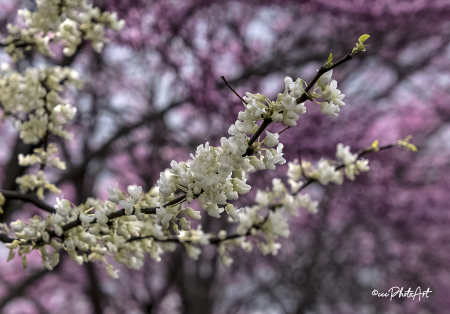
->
[90,110,118,148]
[155,71,177,110]
[165,107,185,131]
[104,44,133,64]
[260,73,284,99]
[424,123,450,152]
[245,8,276,47]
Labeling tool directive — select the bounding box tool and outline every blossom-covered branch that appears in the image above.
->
[0,3,415,279]
[242,52,356,157]
[122,139,411,266]
[1,0,124,61]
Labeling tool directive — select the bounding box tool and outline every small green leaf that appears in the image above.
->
[370,140,379,151]
[408,144,418,152]
[371,140,378,148]
[22,255,28,269]
[359,34,370,43]
[397,136,417,152]
[325,53,333,68]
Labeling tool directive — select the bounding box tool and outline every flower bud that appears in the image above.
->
[180,217,191,231]
[186,207,201,220]
[225,204,240,222]
[206,204,221,218]
[232,178,251,194]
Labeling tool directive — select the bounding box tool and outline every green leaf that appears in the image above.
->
[370,140,379,151]
[359,34,370,43]
[408,143,418,152]
[397,136,418,152]
[22,255,28,269]
[325,53,333,68]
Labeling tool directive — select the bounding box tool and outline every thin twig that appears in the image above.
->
[294,142,395,196]
[0,40,30,49]
[278,126,291,135]
[297,54,353,105]
[221,76,246,103]
[243,118,272,157]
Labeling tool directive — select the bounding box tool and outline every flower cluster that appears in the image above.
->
[2,0,125,60]
[15,171,61,199]
[0,64,82,199]
[18,143,66,170]
[157,129,284,221]
[0,65,82,144]
[214,143,373,265]
[286,143,370,186]
[316,70,346,116]
[156,67,350,223]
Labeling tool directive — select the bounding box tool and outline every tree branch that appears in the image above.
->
[0,234,14,243]
[0,269,49,310]
[242,53,354,157]
[85,262,105,314]
[30,194,188,245]
[0,190,55,213]
[126,143,398,247]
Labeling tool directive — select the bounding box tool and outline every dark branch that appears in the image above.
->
[0,190,55,213]
[298,54,353,104]
[221,76,246,103]
[242,118,272,157]
[85,262,105,314]
[277,126,291,135]
[241,53,354,157]
[0,269,49,310]
[0,234,14,243]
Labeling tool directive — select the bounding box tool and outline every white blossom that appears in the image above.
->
[322,80,345,107]
[336,143,358,165]
[317,69,333,90]
[264,131,280,148]
[320,101,340,116]
[225,204,240,222]
[179,217,191,231]
[107,183,123,203]
[119,199,135,216]
[263,144,286,170]
[356,159,370,172]
[186,207,201,220]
